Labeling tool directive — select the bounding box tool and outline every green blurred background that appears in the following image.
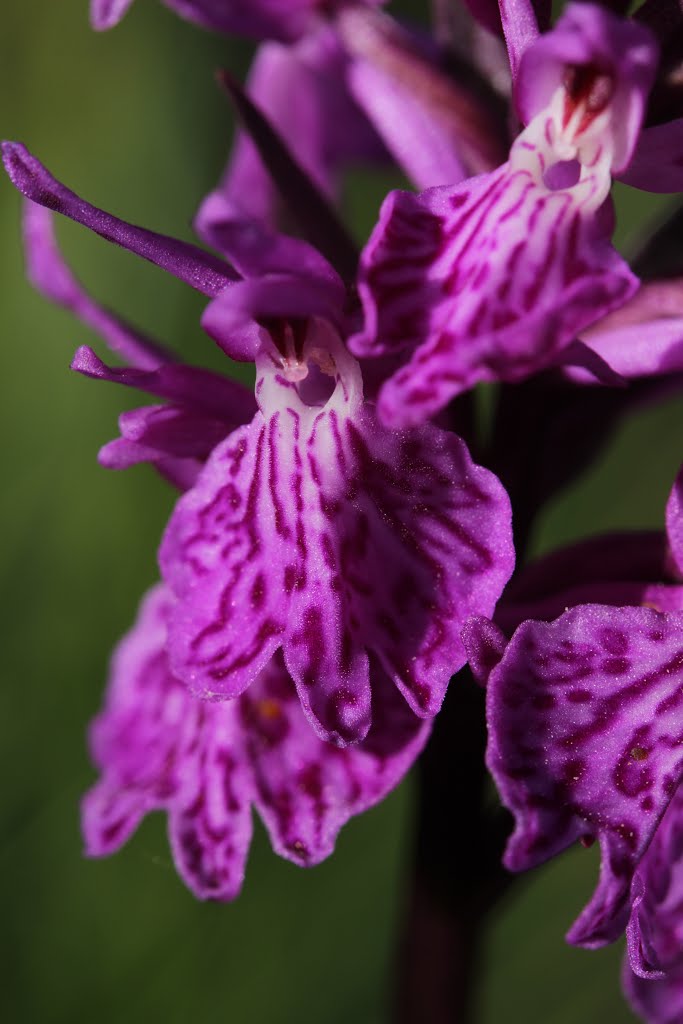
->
[1,3,680,1021]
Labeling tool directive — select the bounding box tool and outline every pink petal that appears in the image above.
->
[161,324,514,742]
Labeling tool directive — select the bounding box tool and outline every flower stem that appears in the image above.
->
[391,671,510,1023]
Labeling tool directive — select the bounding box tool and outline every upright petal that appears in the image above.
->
[498,0,540,83]
[487,606,683,948]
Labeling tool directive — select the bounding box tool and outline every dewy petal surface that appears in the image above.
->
[160,321,513,743]
[487,606,683,948]
[83,585,430,897]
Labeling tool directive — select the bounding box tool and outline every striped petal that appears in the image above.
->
[161,320,514,742]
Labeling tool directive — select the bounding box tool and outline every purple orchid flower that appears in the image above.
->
[83,583,430,900]
[22,200,433,893]
[5,141,515,746]
[90,0,383,41]
[351,2,663,427]
[462,467,683,1020]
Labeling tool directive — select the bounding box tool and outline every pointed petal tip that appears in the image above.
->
[2,141,57,208]
[70,345,103,375]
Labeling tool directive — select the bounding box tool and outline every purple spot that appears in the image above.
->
[532,693,557,711]
[602,657,631,676]
[600,628,629,656]
[250,573,266,610]
[566,689,592,704]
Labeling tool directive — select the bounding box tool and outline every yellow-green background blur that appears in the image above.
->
[1,2,681,1021]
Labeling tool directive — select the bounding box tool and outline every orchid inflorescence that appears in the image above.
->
[6,0,683,1019]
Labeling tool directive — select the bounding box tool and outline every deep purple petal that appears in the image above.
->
[244,657,430,864]
[116,405,230,460]
[92,0,331,40]
[2,143,237,297]
[500,530,669,610]
[98,437,203,491]
[164,0,327,41]
[23,202,174,370]
[487,606,683,948]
